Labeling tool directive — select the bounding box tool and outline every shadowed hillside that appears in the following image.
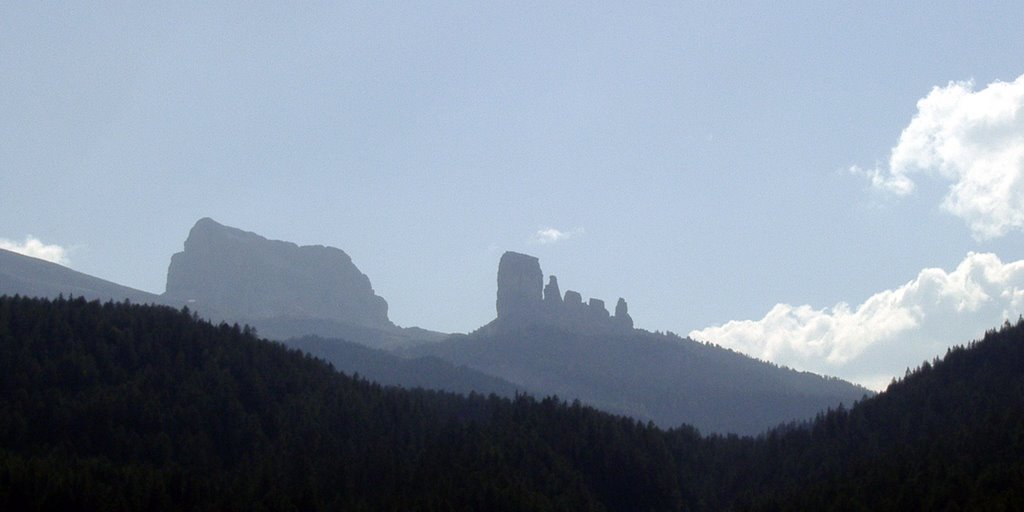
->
[283,334,523,398]
[701,317,1024,510]
[0,296,694,510]
[1,296,1022,510]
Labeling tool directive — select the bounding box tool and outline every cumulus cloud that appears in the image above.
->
[690,253,1024,390]
[853,73,1024,239]
[533,227,583,244]
[0,236,70,265]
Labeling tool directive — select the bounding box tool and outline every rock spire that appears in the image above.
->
[493,251,634,333]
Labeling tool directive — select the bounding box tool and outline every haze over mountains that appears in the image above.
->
[0,217,870,433]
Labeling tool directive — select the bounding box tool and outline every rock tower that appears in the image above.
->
[493,251,634,333]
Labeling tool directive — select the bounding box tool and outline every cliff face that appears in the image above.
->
[492,251,633,334]
[496,252,544,321]
[164,218,393,330]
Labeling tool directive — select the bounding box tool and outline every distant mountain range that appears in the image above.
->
[0,217,870,433]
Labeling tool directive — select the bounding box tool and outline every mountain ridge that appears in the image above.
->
[0,248,165,306]
[1,220,871,433]
[411,323,870,434]
[409,250,871,434]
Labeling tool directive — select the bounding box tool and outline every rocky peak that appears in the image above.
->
[543,276,562,303]
[164,218,393,330]
[614,298,634,329]
[492,251,634,334]
[495,251,543,320]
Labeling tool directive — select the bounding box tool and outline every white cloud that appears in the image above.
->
[856,73,1024,239]
[0,236,70,265]
[533,227,583,244]
[690,253,1024,390]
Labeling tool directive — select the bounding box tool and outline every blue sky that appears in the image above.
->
[3,2,1024,389]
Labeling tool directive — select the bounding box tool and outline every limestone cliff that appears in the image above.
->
[495,252,543,321]
[164,218,394,330]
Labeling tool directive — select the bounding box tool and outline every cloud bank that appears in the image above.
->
[533,227,583,244]
[0,236,70,266]
[690,253,1024,390]
[852,73,1024,239]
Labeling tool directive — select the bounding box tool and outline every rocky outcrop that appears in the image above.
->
[492,251,634,334]
[543,276,562,304]
[614,298,633,329]
[164,218,394,330]
[495,252,544,321]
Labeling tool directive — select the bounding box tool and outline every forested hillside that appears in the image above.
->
[699,317,1024,510]
[0,296,695,511]
[1,296,1022,510]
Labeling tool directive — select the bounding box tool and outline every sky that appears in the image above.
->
[3,2,1024,390]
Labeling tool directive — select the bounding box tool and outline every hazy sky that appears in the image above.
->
[4,2,1024,389]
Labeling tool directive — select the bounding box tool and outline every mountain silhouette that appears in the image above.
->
[410,251,871,434]
[163,218,443,349]
[1,222,871,433]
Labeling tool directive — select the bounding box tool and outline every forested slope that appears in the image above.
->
[1,296,1022,510]
[0,296,693,511]
[701,318,1024,510]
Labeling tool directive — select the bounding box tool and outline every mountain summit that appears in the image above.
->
[490,251,633,334]
[164,217,394,330]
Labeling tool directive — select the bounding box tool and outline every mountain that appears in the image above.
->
[0,248,164,305]
[415,326,868,435]
[3,296,1023,510]
[165,217,393,329]
[409,251,871,435]
[162,218,444,348]
[0,227,516,399]
[0,225,868,434]
[0,220,443,350]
